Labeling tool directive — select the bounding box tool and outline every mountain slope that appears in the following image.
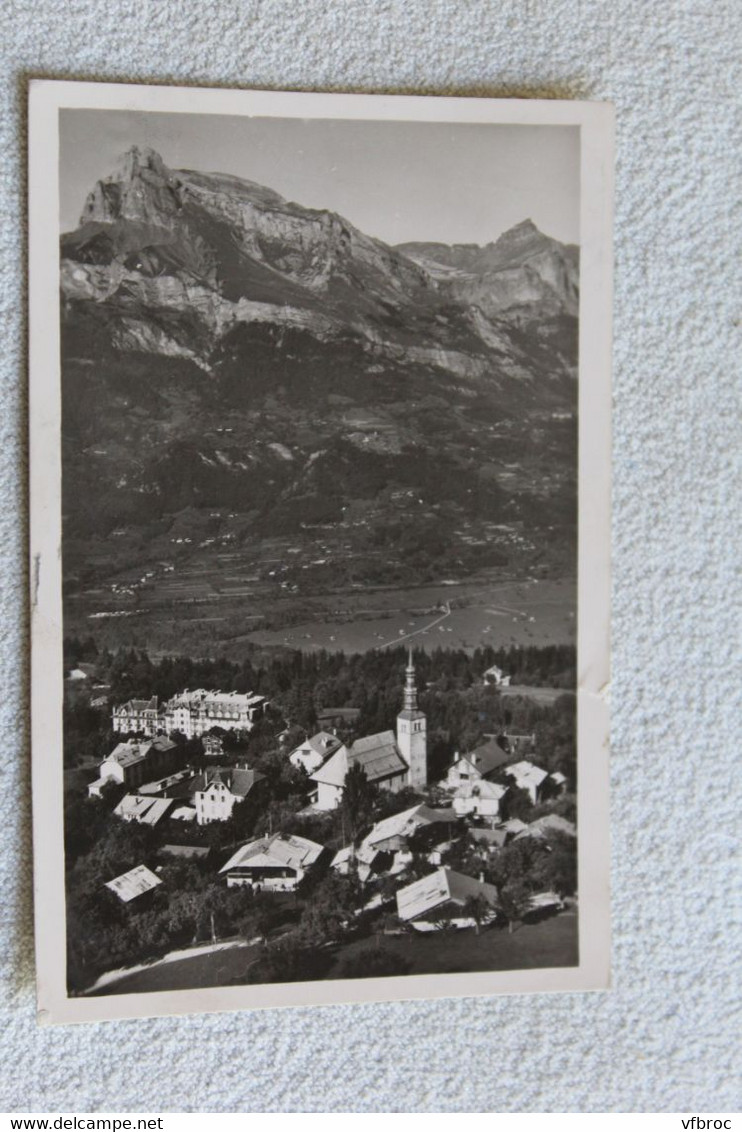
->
[60,146,578,615]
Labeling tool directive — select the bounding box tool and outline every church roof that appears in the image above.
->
[310,732,408,786]
[350,731,408,781]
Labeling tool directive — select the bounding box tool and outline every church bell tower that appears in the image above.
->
[396,649,427,791]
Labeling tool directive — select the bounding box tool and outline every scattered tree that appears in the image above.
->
[498,879,532,934]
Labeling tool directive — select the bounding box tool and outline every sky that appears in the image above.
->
[59,110,580,246]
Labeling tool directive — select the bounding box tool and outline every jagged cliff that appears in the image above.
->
[60,146,578,597]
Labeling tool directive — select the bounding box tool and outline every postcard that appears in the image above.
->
[29,80,613,1024]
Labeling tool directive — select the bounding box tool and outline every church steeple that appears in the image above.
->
[403,648,419,712]
[397,648,427,791]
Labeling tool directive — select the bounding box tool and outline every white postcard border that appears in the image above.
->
[28,80,613,1025]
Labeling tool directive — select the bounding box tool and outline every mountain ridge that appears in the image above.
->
[60,146,578,639]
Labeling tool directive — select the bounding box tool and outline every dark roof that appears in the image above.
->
[119,697,158,712]
[350,731,408,781]
[446,869,499,907]
[466,737,512,777]
[191,766,264,799]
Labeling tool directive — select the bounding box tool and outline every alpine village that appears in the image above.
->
[65,642,577,994]
[61,146,579,994]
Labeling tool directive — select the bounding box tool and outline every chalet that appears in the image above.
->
[330,843,386,883]
[88,736,179,796]
[442,736,512,790]
[113,794,173,827]
[451,778,508,821]
[112,696,161,736]
[504,759,550,804]
[164,689,267,739]
[191,765,264,825]
[220,832,323,891]
[289,730,343,775]
[396,867,498,927]
[361,804,458,855]
[105,864,162,903]
[483,664,511,687]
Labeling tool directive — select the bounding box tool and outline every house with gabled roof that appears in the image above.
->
[88,735,179,796]
[483,663,511,687]
[504,759,550,804]
[191,764,264,825]
[396,867,498,927]
[361,804,458,854]
[289,730,343,775]
[220,832,324,890]
[113,793,174,827]
[441,736,512,791]
[330,842,385,883]
[105,864,162,903]
[451,777,508,821]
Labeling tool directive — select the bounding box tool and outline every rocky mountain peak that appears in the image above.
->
[111,145,172,183]
[487,218,550,260]
[80,145,183,228]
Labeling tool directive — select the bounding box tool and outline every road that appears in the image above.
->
[376,602,451,649]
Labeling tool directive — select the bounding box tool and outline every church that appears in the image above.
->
[309,651,428,810]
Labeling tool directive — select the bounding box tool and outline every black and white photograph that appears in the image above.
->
[29,82,612,1024]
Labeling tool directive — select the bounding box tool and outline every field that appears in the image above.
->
[65,568,575,659]
[247,576,575,654]
[95,911,577,996]
[326,909,578,978]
